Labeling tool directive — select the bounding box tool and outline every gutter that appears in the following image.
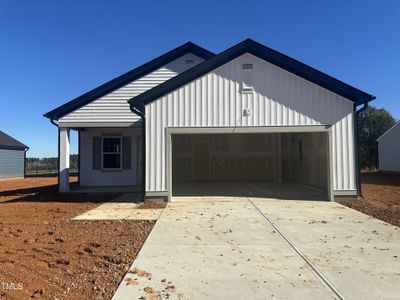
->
[354,102,368,197]
[129,102,146,201]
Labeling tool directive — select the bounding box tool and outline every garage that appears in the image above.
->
[171,131,330,200]
[128,39,374,201]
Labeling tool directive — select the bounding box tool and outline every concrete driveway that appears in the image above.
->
[112,198,400,300]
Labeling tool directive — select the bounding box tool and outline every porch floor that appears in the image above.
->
[70,185,142,194]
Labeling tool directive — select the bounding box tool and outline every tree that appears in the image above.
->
[358,106,397,169]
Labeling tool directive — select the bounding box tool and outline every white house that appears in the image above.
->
[377,121,400,172]
[44,39,375,201]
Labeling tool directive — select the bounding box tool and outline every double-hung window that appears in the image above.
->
[102,137,121,170]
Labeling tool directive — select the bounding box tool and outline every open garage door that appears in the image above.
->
[171,132,330,201]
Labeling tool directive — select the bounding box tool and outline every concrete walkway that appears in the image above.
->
[72,193,163,221]
[112,199,400,300]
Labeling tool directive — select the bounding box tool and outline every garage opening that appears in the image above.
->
[171,132,330,201]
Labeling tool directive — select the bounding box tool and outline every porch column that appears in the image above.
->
[59,127,70,192]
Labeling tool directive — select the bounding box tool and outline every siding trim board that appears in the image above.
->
[130,38,375,110]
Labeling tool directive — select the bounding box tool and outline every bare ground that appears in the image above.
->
[338,172,400,227]
[0,177,154,300]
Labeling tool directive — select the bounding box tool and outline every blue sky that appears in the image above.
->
[0,0,399,158]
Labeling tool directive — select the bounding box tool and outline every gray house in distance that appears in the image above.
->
[377,121,400,172]
[0,131,29,179]
[44,39,375,201]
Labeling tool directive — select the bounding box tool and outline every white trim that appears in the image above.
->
[333,189,357,196]
[377,121,400,142]
[58,122,142,128]
[101,136,122,171]
[166,125,332,201]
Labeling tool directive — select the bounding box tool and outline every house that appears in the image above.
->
[0,131,29,179]
[44,39,375,201]
[377,121,400,172]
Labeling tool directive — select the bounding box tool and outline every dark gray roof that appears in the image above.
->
[0,131,28,150]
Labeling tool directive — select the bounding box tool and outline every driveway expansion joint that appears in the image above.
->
[247,198,345,300]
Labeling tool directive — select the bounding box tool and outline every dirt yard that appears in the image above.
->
[0,177,154,300]
[338,172,400,227]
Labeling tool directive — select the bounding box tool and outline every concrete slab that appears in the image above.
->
[72,193,163,221]
[252,199,400,300]
[173,181,327,201]
[112,200,335,300]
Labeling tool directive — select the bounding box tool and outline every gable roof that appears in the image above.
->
[44,42,215,120]
[377,121,400,142]
[129,38,375,110]
[0,131,28,150]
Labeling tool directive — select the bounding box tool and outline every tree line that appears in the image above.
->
[26,154,78,174]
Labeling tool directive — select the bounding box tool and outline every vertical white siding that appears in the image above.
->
[0,149,25,178]
[59,53,205,126]
[145,53,356,194]
[80,128,141,186]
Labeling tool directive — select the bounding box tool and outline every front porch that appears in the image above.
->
[57,126,143,193]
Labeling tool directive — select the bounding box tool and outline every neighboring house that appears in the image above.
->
[44,39,375,201]
[377,121,400,172]
[0,131,29,179]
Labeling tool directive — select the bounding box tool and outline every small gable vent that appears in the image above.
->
[242,63,253,70]
[185,59,194,64]
[241,63,254,93]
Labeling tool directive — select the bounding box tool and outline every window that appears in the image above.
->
[102,137,121,169]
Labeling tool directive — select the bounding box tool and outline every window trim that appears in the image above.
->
[101,136,122,171]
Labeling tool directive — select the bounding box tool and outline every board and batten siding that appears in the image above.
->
[79,128,142,186]
[59,53,205,127]
[145,53,356,194]
[0,149,25,178]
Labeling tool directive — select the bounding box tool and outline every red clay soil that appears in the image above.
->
[338,172,400,227]
[0,177,154,300]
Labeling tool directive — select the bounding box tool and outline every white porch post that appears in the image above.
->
[59,127,70,192]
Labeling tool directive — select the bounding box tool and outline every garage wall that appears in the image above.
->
[281,132,328,190]
[145,53,355,194]
[173,134,278,183]
[80,128,142,186]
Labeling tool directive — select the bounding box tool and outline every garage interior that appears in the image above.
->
[172,132,330,200]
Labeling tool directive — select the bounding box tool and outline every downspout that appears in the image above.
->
[130,103,146,201]
[49,118,60,189]
[354,103,368,197]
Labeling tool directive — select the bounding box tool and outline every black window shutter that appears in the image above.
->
[122,136,131,169]
[93,137,101,170]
